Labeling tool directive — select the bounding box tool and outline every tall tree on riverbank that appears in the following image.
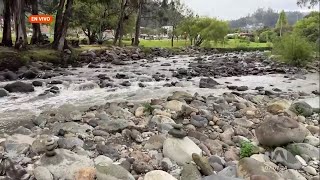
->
[52,0,74,51]
[276,10,290,37]
[1,0,13,47]
[29,0,43,44]
[13,0,28,49]
[297,0,319,7]
[133,0,143,46]
[113,0,127,46]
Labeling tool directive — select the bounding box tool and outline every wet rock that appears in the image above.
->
[181,163,201,180]
[271,147,302,169]
[22,70,38,79]
[4,81,34,93]
[199,78,220,88]
[95,162,134,180]
[237,86,248,91]
[192,153,214,176]
[144,170,177,180]
[0,88,9,97]
[290,101,313,117]
[163,137,202,165]
[190,115,208,128]
[286,143,320,160]
[255,115,308,146]
[33,166,53,180]
[3,71,18,80]
[237,158,282,180]
[32,81,43,87]
[120,81,131,86]
[48,80,63,85]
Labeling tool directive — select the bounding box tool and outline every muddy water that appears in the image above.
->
[0,55,319,130]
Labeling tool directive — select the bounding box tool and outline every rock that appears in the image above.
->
[304,136,320,146]
[237,86,248,91]
[52,122,93,135]
[37,149,94,180]
[199,78,220,88]
[150,115,176,132]
[3,71,18,80]
[31,135,51,154]
[271,147,302,169]
[163,137,202,165]
[4,134,34,155]
[96,162,134,180]
[144,135,166,150]
[0,88,9,97]
[33,166,53,180]
[203,139,223,156]
[307,125,320,136]
[302,166,317,175]
[32,81,43,87]
[14,126,32,135]
[161,157,173,171]
[135,107,145,117]
[133,160,153,174]
[286,143,320,160]
[168,128,187,138]
[98,119,133,132]
[192,153,214,176]
[96,144,120,160]
[232,118,253,128]
[203,175,243,180]
[217,165,237,177]
[255,115,308,146]
[144,170,177,180]
[267,99,291,114]
[57,137,84,150]
[211,162,224,172]
[281,169,307,180]
[94,155,113,166]
[208,155,226,167]
[165,100,185,112]
[290,101,313,117]
[22,70,38,79]
[4,81,34,93]
[75,167,96,180]
[181,163,201,180]
[237,158,282,180]
[190,115,208,128]
[168,91,193,102]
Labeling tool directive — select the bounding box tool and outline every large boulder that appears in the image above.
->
[271,147,302,169]
[180,163,201,180]
[144,170,177,180]
[237,158,282,180]
[37,149,94,180]
[167,91,193,102]
[163,137,202,165]
[199,78,220,88]
[165,100,185,112]
[0,88,9,97]
[95,162,134,180]
[255,115,308,146]
[4,81,34,93]
[290,101,313,117]
[286,143,320,160]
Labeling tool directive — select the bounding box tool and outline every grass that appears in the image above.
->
[240,141,258,158]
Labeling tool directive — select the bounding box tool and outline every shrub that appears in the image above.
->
[142,102,154,115]
[240,141,257,158]
[272,33,314,66]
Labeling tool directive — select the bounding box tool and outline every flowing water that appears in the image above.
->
[0,55,319,130]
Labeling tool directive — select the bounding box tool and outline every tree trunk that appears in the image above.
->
[1,0,13,47]
[53,0,73,51]
[30,0,42,45]
[114,0,126,46]
[133,0,142,46]
[14,0,27,49]
[171,26,175,47]
[53,0,66,43]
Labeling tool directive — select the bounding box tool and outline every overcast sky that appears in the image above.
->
[181,0,318,20]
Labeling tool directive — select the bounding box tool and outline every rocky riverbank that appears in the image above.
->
[0,90,319,180]
[0,47,319,180]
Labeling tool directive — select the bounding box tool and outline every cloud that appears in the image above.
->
[181,0,318,20]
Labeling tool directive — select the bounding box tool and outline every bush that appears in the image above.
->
[240,141,257,158]
[273,33,314,67]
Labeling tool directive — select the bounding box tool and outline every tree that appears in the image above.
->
[52,0,74,51]
[29,0,43,44]
[133,0,143,46]
[297,0,320,7]
[294,11,320,43]
[13,0,28,49]
[168,0,188,47]
[71,0,118,44]
[177,17,229,47]
[1,0,13,47]
[275,10,290,37]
